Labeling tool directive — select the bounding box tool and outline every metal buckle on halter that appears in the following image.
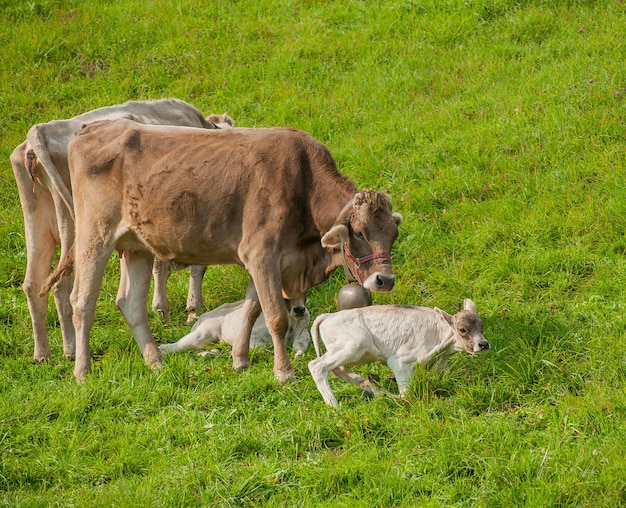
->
[341,244,391,286]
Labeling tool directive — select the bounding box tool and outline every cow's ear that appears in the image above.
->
[463,299,477,313]
[393,212,403,226]
[321,224,349,249]
[435,307,454,328]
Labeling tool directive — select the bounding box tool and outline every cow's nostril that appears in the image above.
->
[478,340,490,351]
[292,305,306,316]
[375,276,385,288]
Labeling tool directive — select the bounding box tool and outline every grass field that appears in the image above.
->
[1,0,626,506]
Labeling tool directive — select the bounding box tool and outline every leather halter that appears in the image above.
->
[341,243,390,286]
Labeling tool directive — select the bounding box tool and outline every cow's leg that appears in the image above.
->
[51,268,75,360]
[331,366,374,398]
[52,207,76,360]
[186,264,206,323]
[230,280,261,372]
[11,148,57,362]
[151,259,171,321]
[71,245,111,381]
[22,231,56,362]
[116,250,162,369]
[247,267,292,383]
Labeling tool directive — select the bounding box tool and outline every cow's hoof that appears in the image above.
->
[186,312,199,325]
[143,343,163,369]
[33,351,52,364]
[232,357,249,371]
[63,353,76,361]
[275,368,296,385]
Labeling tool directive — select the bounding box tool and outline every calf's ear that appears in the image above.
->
[321,224,349,249]
[435,307,454,328]
[463,299,477,313]
[393,212,403,226]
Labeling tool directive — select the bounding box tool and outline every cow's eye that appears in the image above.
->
[354,231,365,240]
[459,328,468,334]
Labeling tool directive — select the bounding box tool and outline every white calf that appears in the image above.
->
[308,299,489,407]
[159,300,311,357]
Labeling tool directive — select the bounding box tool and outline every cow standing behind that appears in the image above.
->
[10,99,231,363]
[49,121,402,382]
[308,299,489,406]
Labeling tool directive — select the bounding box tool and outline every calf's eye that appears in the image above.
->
[354,231,365,240]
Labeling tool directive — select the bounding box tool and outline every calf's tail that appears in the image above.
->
[310,314,328,357]
[39,245,75,297]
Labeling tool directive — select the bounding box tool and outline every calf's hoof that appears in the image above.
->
[186,312,199,325]
[198,349,220,357]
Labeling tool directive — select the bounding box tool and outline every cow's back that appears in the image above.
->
[69,121,342,269]
[72,98,210,128]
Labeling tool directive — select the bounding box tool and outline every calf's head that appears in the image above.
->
[436,299,490,354]
[321,190,402,292]
[285,294,309,322]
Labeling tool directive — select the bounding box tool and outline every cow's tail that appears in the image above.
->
[26,124,75,220]
[39,245,75,297]
[311,314,328,358]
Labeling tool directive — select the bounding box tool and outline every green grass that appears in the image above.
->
[2,0,626,505]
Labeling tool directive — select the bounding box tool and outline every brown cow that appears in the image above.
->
[10,99,231,363]
[52,120,402,382]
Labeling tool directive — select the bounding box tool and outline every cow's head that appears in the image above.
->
[436,299,490,355]
[321,190,402,292]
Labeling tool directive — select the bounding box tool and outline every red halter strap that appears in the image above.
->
[342,244,390,285]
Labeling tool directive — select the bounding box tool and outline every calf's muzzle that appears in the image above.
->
[477,339,490,352]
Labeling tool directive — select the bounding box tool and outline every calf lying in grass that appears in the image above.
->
[308,299,489,407]
[159,299,311,357]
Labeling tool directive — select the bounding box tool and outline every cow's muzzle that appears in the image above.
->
[342,244,394,291]
[363,272,396,292]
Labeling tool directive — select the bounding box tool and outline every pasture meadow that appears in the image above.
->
[1,0,626,505]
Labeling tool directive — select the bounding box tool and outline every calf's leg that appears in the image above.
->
[308,356,340,407]
[386,356,415,397]
[159,318,221,354]
[331,366,374,398]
